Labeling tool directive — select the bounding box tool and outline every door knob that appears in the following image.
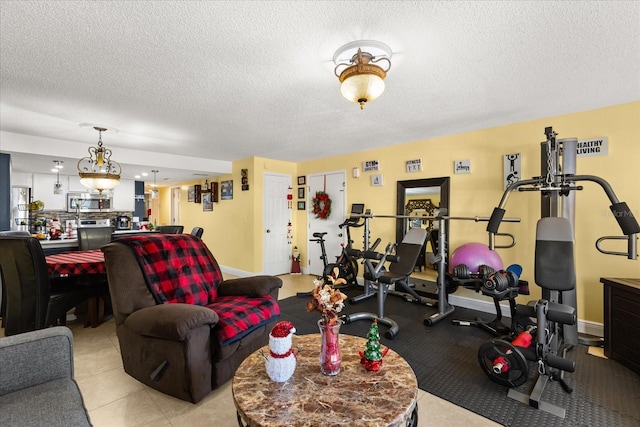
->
[338,233,343,237]
[266,229,271,233]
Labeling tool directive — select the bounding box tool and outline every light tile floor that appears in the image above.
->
[3,274,499,426]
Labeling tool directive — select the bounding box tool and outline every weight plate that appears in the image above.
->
[478,339,528,388]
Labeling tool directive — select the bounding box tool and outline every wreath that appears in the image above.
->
[312,191,331,219]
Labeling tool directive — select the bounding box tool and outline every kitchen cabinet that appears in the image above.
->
[112,179,135,211]
[11,172,33,187]
[32,173,67,211]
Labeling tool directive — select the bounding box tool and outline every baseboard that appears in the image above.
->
[219,265,253,278]
[448,293,603,338]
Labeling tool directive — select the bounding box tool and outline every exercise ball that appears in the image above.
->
[449,242,503,274]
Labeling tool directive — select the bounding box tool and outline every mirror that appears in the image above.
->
[396,177,450,273]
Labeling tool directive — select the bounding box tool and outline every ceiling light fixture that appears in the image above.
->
[53,160,64,194]
[150,170,159,199]
[333,40,392,110]
[77,126,121,194]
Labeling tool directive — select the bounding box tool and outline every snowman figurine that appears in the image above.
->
[265,321,297,382]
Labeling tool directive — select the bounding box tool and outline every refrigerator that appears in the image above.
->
[11,187,30,232]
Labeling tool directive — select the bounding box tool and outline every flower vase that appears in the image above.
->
[318,319,342,375]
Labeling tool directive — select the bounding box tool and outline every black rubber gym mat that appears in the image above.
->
[281,287,640,426]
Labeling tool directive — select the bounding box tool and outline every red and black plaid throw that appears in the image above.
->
[210,295,280,344]
[118,234,223,305]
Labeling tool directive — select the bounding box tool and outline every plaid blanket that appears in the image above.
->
[118,234,222,305]
[118,234,279,344]
[210,295,279,344]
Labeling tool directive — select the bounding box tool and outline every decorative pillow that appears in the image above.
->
[118,234,222,305]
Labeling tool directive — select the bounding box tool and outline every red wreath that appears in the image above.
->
[312,191,331,219]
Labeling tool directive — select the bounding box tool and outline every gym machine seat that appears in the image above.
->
[343,227,428,339]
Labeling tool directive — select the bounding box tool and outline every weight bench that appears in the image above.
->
[343,227,429,339]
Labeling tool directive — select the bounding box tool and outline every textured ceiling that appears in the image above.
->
[1,1,639,185]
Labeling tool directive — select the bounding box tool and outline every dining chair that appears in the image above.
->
[190,227,204,238]
[77,226,113,251]
[76,227,112,326]
[156,225,184,234]
[0,236,96,336]
[0,230,30,328]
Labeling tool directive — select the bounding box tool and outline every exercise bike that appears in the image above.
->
[296,204,365,297]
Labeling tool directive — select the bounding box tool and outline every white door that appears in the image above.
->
[307,171,346,276]
[263,173,292,275]
[171,187,180,225]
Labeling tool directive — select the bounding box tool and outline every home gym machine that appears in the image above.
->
[340,211,520,338]
[479,127,639,417]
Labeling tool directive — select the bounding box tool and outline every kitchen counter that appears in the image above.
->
[38,238,79,248]
[38,238,79,255]
[112,229,154,235]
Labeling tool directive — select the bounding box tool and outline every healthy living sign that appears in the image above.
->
[576,137,608,157]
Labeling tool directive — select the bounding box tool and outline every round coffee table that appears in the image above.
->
[233,333,418,427]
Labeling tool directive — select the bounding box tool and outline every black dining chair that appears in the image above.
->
[77,227,113,251]
[0,230,30,328]
[156,225,184,234]
[190,227,204,238]
[0,236,96,336]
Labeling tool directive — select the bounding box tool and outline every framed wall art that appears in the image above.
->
[297,176,306,185]
[297,201,306,210]
[298,187,305,199]
[202,193,213,211]
[188,186,195,202]
[221,180,233,200]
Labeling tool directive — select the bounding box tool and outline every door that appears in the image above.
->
[307,171,346,276]
[263,173,292,275]
[171,187,180,224]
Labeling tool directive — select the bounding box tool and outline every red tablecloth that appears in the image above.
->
[46,249,106,277]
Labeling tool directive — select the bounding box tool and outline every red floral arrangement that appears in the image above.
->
[312,191,331,219]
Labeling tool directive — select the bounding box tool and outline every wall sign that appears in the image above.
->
[371,174,384,186]
[241,169,249,191]
[577,137,608,157]
[363,160,380,172]
[406,159,421,173]
[454,159,471,174]
[503,153,521,190]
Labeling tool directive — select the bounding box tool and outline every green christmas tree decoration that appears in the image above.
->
[359,319,389,371]
[364,320,383,361]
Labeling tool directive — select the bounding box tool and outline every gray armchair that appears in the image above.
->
[0,326,92,426]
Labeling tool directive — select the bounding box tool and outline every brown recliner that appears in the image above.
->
[102,234,282,403]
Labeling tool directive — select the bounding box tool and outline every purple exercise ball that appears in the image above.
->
[449,242,503,273]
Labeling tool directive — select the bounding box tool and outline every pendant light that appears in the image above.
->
[77,126,121,193]
[52,160,64,195]
[150,170,159,199]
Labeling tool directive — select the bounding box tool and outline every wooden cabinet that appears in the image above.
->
[600,277,640,375]
[112,179,135,211]
[32,173,67,211]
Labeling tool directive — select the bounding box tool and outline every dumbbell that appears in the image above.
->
[483,270,519,292]
[452,263,495,280]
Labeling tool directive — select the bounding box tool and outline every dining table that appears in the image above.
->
[45,249,106,278]
[45,249,107,327]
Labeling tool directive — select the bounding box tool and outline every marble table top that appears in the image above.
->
[233,333,418,427]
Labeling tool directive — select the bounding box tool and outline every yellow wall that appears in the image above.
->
[156,157,297,273]
[160,101,639,324]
